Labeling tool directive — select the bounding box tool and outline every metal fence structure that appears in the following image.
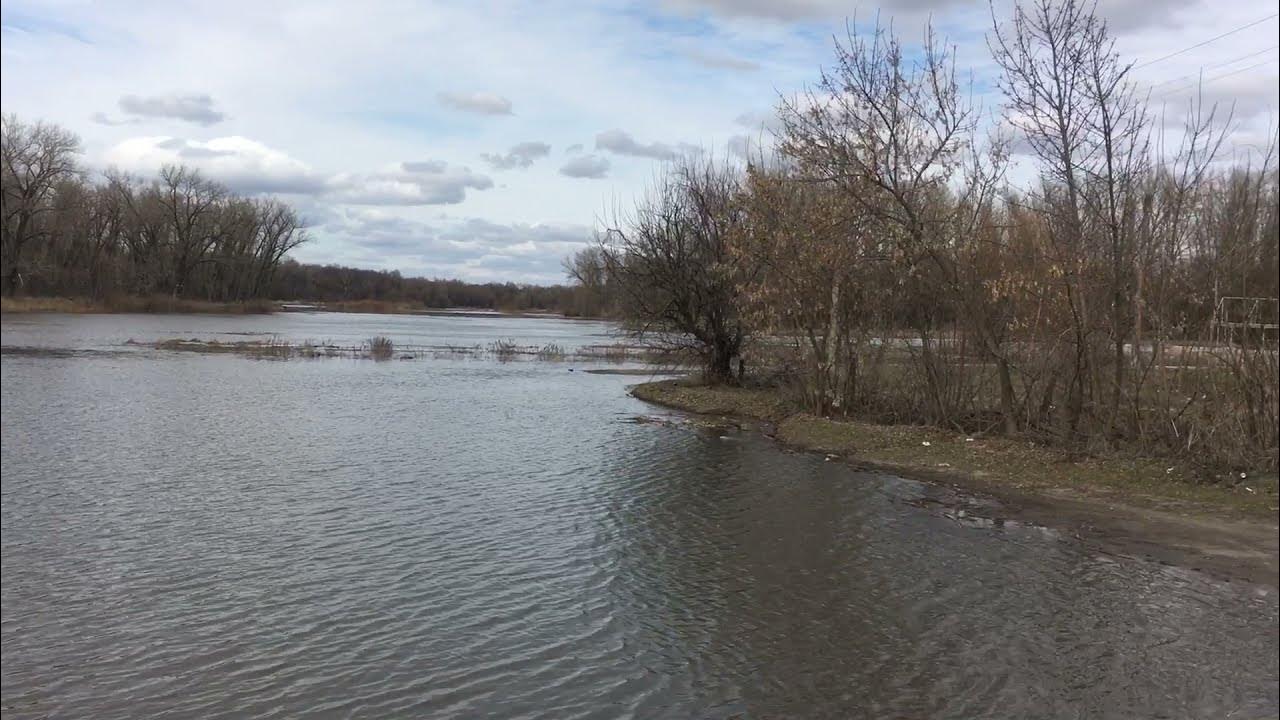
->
[1211,296,1280,345]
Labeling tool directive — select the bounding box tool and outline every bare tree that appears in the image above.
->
[1,115,310,303]
[247,198,307,299]
[778,18,999,426]
[779,18,975,243]
[740,160,877,414]
[155,165,226,296]
[989,0,1153,436]
[600,155,756,383]
[562,245,613,317]
[1,115,82,295]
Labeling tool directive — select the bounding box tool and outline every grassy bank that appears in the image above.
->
[1,295,279,314]
[631,379,1279,520]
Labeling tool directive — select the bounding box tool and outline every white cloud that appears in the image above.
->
[90,112,141,127]
[115,93,226,125]
[102,136,493,204]
[329,162,494,205]
[660,0,970,22]
[298,210,593,284]
[481,141,552,170]
[1151,70,1280,123]
[595,128,694,160]
[664,0,1201,31]
[437,91,514,115]
[685,48,761,71]
[103,136,324,193]
[559,154,611,179]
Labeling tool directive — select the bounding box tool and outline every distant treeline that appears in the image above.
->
[271,260,607,316]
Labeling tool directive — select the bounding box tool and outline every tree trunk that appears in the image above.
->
[826,279,842,412]
[708,344,734,385]
[998,356,1017,436]
[1039,373,1058,428]
[919,330,945,424]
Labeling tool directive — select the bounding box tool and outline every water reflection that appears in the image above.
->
[594,425,1278,718]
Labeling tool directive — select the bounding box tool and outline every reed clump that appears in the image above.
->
[488,338,520,361]
[367,336,395,360]
[536,343,567,361]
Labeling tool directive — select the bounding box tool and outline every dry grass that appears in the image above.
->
[1,296,100,313]
[2,295,278,314]
[631,379,1279,519]
[316,299,425,314]
[631,378,793,419]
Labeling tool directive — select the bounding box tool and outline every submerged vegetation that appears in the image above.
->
[147,336,658,364]
[366,336,395,361]
[576,0,1279,480]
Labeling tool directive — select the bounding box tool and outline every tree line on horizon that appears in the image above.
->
[271,261,595,314]
[565,0,1279,473]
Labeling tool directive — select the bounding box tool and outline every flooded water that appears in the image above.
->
[2,312,1277,719]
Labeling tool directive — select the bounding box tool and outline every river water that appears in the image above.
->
[2,312,1277,719]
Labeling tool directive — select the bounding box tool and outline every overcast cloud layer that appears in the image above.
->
[2,0,1276,283]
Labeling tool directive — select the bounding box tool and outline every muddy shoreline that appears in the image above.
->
[631,380,1280,587]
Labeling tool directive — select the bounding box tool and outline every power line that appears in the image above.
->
[1154,58,1279,99]
[1200,58,1278,85]
[1134,13,1279,69]
[1147,45,1278,90]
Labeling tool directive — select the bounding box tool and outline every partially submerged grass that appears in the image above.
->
[536,343,567,361]
[153,336,300,358]
[630,379,1279,520]
[148,336,664,365]
[489,338,520,361]
[577,343,669,363]
[367,336,395,360]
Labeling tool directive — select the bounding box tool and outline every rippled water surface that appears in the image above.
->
[3,312,1278,719]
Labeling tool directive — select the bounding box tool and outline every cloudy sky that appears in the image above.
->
[2,1,1276,284]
